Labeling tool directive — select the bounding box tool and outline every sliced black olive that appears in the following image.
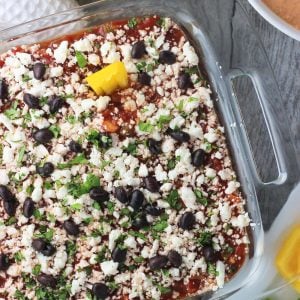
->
[129,190,144,210]
[202,246,218,263]
[3,200,17,216]
[32,238,56,256]
[36,162,54,177]
[113,186,128,204]
[132,213,149,229]
[149,255,168,270]
[37,273,57,288]
[158,50,176,65]
[23,197,35,218]
[143,176,160,193]
[33,62,46,80]
[145,204,163,216]
[32,238,47,252]
[191,149,206,167]
[92,282,109,299]
[166,128,190,143]
[0,80,8,100]
[131,41,146,59]
[41,243,56,256]
[168,250,182,267]
[138,72,151,85]
[69,140,82,153]
[89,187,109,202]
[147,138,162,155]
[23,93,40,109]
[112,247,127,263]
[0,253,10,271]
[178,212,196,230]
[0,185,15,202]
[48,95,63,114]
[63,219,80,236]
[178,72,193,89]
[33,128,54,144]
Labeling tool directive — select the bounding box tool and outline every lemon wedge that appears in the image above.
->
[275,225,300,292]
[86,61,128,95]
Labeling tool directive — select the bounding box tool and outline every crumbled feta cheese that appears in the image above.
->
[54,41,69,64]
[101,260,119,276]
[179,186,197,209]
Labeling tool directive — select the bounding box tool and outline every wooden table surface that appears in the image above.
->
[78,0,300,228]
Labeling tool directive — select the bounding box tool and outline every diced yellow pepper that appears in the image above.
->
[86,61,128,95]
[275,225,300,292]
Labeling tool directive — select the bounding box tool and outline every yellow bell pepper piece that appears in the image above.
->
[86,61,128,95]
[275,225,300,292]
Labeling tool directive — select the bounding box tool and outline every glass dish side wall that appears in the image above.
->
[0,0,297,299]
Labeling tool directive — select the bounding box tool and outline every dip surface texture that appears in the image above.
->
[0,16,250,300]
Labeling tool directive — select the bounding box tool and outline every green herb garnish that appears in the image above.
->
[57,153,88,169]
[207,263,219,276]
[197,231,213,246]
[17,145,26,166]
[138,121,154,133]
[34,227,54,242]
[49,124,60,138]
[32,264,41,276]
[75,51,87,68]
[4,101,20,120]
[68,174,100,198]
[165,190,182,210]
[128,17,138,28]
[14,251,25,263]
[194,189,209,206]
[22,74,31,82]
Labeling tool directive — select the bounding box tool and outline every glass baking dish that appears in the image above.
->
[0,0,298,299]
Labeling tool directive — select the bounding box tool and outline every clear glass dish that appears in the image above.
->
[0,0,298,299]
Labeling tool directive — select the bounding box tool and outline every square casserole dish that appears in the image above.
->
[0,0,298,299]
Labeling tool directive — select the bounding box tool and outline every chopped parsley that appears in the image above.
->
[157,115,172,129]
[34,227,54,242]
[33,209,44,221]
[68,173,100,198]
[5,216,17,225]
[156,17,166,28]
[207,263,219,276]
[194,189,209,206]
[4,101,20,120]
[167,158,176,170]
[138,121,154,133]
[95,246,107,263]
[66,115,77,124]
[134,256,145,263]
[14,290,28,300]
[106,201,115,214]
[165,189,182,210]
[49,124,60,138]
[22,74,31,82]
[75,51,87,68]
[135,61,157,72]
[197,231,213,246]
[129,230,147,241]
[157,285,171,294]
[14,251,25,263]
[32,264,41,276]
[66,241,77,260]
[70,203,82,211]
[57,153,88,169]
[17,146,26,166]
[152,219,168,232]
[128,17,138,28]
[124,142,138,156]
